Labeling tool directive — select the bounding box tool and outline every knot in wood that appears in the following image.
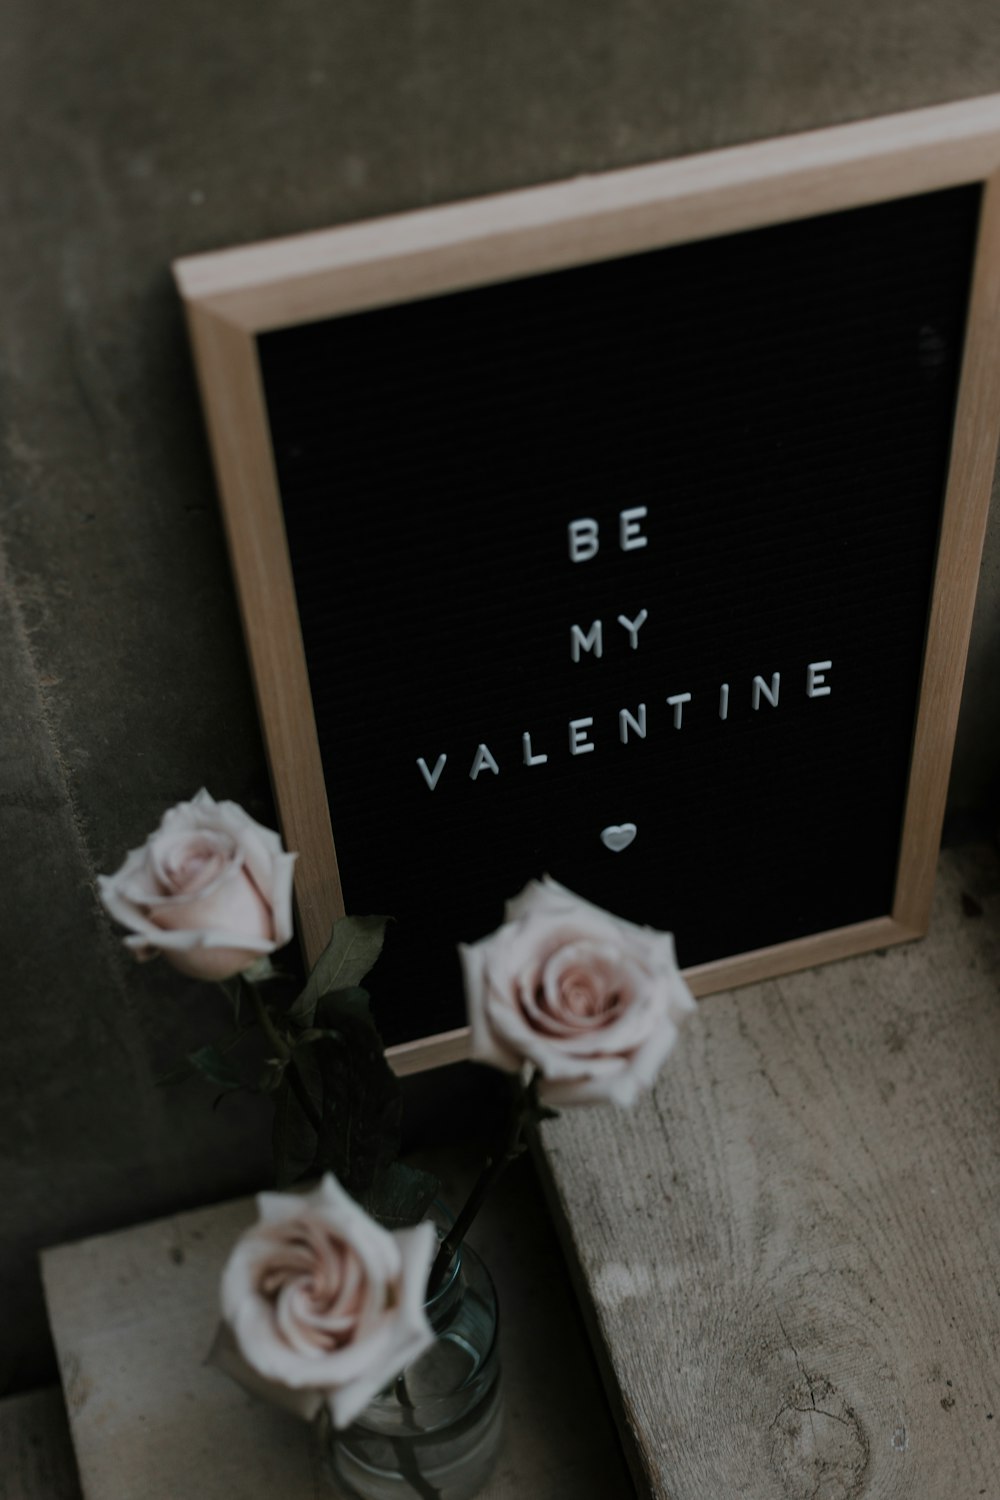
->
[769,1373,870,1499]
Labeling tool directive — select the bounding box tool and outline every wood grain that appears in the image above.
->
[181,298,345,965]
[894,171,1000,932]
[0,1388,82,1500]
[535,844,1000,1498]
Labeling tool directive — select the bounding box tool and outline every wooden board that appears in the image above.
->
[40,1146,633,1500]
[174,96,1000,1072]
[0,1388,82,1500]
[533,842,1000,1497]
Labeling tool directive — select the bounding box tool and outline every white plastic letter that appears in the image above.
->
[667,692,691,728]
[416,754,447,791]
[619,506,648,551]
[469,744,500,780]
[619,704,647,743]
[617,609,648,650]
[522,732,548,766]
[807,660,832,698]
[571,620,604,662]
[568,518,599,562]
[719,683,729,721]
[752,672,781,710]
[569,717,595,755]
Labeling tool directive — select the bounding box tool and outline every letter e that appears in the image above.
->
[619,507,648,551]
[569,717,595,755]
[807,660,832,698]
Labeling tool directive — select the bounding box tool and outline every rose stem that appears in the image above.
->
[388,1381,443,1500]
[426,1070,534,1297]
[389,1434,442,1500]
[242,976,322,1135]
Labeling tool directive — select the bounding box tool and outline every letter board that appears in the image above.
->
[175,97,1000,1071]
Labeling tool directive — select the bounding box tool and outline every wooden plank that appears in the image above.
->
[174,94,1000,331]
[682,914,917,997]
[40,1146,633,1500]
[534,843,1000,1498]
[893,171,1000,931]
[0,1387,82,1500]
[182,297,344,965]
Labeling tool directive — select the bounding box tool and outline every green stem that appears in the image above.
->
[426,1071,534,1297]
[243,976,322,1135]
[390,1374,442,1499]
[244,975,289,1057]
[388,1434,442,1500]
[315,1403,441,1500]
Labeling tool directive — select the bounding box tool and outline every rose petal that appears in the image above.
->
[206,1322,325,1423]
[148,867,273,943]
[460,879,696,1106]
[147,828,237,899]
[459,942,523,1075]
[98,791,298,977]
[219,1179,436,1428]
[327,1221,437,1428]
[485,996,626,1079]
[536,942,640,1032]
[160,941,271,982]
[536,1062,643,1108]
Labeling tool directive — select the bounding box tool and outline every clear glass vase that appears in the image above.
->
[321,1229,503,1500]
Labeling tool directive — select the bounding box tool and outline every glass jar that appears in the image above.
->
[321,1230,503,1500]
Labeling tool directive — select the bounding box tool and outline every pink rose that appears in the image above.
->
[216,1174,437,1429]
[98,789,296,981]
[459,877,696,1107]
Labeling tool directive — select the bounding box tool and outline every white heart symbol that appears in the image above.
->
[600,823,637,853]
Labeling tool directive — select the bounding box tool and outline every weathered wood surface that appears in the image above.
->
[535,843,1000,1499]
[40,1145,632,1500]
[0,1386,82,1500]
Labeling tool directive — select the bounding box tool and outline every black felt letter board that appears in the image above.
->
[257,184,980,1045]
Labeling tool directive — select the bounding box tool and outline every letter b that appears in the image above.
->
[568,518,599,563]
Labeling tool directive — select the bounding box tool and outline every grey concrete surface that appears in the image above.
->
[3,0,1000,1397]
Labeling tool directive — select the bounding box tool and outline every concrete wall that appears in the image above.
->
[3,1,999,1395]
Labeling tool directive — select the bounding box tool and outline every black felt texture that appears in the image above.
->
[259,183,981,1046]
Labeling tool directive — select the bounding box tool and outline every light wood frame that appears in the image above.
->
[174,95,1000,1074]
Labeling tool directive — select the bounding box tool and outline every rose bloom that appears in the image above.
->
[459,877,696,1107]
[98,788,296,981]
[216,1175,437,1429]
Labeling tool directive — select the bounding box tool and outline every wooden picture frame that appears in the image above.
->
[174,95,1000,1074]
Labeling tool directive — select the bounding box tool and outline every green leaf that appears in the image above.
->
[271,1081,295,1188]
[186,1045,244,1091]
[293,1027,344,1047]
[532,1104,561,1123]
[362,1161,441,1229]
[288,916,390,1028]
[258,1057,288,1093]
[314,987,372,1029]
[271,1047,322,1189]
[309,1014,402,1199]
[211,1089,246,1111]
[154,1059,197,1088]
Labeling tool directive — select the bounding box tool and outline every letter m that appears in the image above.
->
[571,621,604,663]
